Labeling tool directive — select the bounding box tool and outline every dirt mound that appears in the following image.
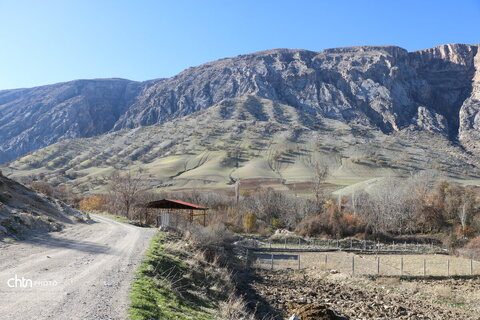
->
[0,173,88,239]
[286,302,338,320]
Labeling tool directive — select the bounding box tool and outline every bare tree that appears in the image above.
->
[228,144,243,168]
[457,187,475,238]
[357,177,417,236]
[303,156,329,204]
[107,170,144,219]
[266,149,285,173]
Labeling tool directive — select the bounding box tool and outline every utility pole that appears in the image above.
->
[352,191,356,216]
[235,179,240,205]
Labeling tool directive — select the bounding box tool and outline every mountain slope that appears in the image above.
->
[0,78,162,164]
[4,96,479,193]
[1,43,479,165]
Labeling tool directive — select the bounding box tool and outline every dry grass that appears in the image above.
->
[216,293,257,320]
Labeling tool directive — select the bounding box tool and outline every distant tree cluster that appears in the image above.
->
[29,166,479,250]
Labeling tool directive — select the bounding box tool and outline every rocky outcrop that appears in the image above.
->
[411,106,448,134]
[459,44,480,152]
[1,43,479,164]
[409,43,478,139]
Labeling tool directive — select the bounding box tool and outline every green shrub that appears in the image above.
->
[242,212,257,233]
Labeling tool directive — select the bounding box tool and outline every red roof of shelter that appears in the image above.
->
[144,199,208,210]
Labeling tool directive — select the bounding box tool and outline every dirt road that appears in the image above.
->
[0,214,156,320]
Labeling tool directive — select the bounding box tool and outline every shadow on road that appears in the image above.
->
[24,234,110,254]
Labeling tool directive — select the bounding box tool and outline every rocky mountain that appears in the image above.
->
[115,44,478,140]
[1,43,479,166]
[0,78,163,164]
[0,170,88,239]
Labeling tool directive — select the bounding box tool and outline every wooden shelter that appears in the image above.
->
[144,199,209,227]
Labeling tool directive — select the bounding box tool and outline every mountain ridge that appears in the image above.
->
[1,43,479,165]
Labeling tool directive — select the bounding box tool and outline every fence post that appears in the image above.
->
[269,241,272,249]
[377,256,380,275]
[352,255,355,276]
[423,259,426,276]
[324,254,328,266]
[400,256,404,276]
[298,254,301,270]
[337,239,339,249]
[284,237,287,249]
[447,259,450,277]
[350,239,353,249]
[271,253,274,270]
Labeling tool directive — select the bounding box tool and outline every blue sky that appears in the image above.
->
[0,0,479,90]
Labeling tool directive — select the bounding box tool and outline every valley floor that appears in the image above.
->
[0,214,156,320]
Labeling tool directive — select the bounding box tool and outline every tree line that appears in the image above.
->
[27,168,479,248]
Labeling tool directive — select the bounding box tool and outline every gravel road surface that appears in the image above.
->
[0,214,156,320]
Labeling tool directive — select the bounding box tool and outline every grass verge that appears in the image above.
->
[129,232,247,320]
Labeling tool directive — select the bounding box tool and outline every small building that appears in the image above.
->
[143,199,208,228]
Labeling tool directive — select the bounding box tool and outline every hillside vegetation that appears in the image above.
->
[3,95,479,193]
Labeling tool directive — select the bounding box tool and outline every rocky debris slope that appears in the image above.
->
[0,170,88,239]
[1,43,479,164]
[251,270,478,320]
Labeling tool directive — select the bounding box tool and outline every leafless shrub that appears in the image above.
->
[30,181,54,197]
[185,223,234,248]
[240,188,318,230]
[355,177,420,236]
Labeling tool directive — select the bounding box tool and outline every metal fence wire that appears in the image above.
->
[249,251,478,277]
[258,238,446,255]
